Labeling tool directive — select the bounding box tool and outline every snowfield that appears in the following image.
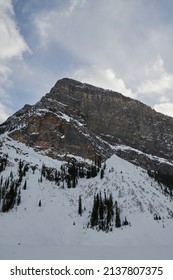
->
[0,136,173,259]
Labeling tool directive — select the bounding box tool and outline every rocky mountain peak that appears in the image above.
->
[1,78,173,176]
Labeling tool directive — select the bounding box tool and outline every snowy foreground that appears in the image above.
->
[0,136,173,259]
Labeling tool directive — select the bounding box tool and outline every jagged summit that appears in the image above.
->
[52,77,125,99]
[55,77,84,87]
[1,78,173,176]
[54,77,109,90]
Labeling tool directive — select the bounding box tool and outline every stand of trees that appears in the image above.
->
[41,155,102,188]
[89,191,129,232]
[0,158,29,212]
[0,152,103,212]
[148,169,173,196]
[0,175,21,212]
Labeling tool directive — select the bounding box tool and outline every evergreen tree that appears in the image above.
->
[23,164,29,176]
[91,165,97,178]
[106,194,113,230]
[0,175,3,186]
[18,159,24,182]
[100,168,104,179]
[90,194,99,227]
[79,165,85,178]
[99,194,104,221]
[40,174,43,183]
[86,167,91,179]
[16,191,21,206]
[23,180,27,190]
[115,201,121,228]
[55,170,60,184]
[41,163,46,178]
[31,166,36,174]
[123,216,128,226]
[68,160,78,188]
[78,195,82,216]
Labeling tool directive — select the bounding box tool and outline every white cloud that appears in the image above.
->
[154,103,173,118]
[66,0,87,15]
[139,74,173,94]
[0,0,30,123]
[0,65,11,83]
[0,0,30,60]
[137,56,173,94]
[159,96,170,103]
[71,65,135,98]
[34,0,87,49]
[3,0,173,120]
[0,103,10,123]
[33,0,173,117]
[34,19,52,49]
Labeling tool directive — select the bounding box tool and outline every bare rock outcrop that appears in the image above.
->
[1,78,173,174]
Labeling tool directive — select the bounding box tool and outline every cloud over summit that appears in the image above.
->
[1,0,173,122]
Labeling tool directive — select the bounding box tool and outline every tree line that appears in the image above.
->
[41,155,102,188]
[0,158,29,212]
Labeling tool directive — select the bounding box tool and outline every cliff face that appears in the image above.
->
[50,79,173,158]
[1,78,173,174]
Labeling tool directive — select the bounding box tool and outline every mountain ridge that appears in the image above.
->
[1,77,173,176]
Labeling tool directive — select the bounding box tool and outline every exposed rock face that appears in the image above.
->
[1,78,173,174]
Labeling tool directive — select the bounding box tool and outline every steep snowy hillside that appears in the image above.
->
[0,135,173,259]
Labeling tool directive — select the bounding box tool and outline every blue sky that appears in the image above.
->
[1,0,173,123]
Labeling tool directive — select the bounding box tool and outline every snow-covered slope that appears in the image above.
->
[0,135,173,259]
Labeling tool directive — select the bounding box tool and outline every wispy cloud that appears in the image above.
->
[1,0,173,121]
[66,0,87,15]
[136,55,173,115]
[0,103,10,122]
[0,0,30,59]
[137,56,173,95]
[0,0,30,123]
[154,103,173,117]
[32,0,173,117]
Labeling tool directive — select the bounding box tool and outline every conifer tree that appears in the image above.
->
[90,194,99,227]
[79,165,85,178]
[123,216,128,226]
[23,180,27,190]
[115,201,121,228]
[40,174,43,183]
[99,193,104,221]
[78,195,82,216]
[106,194,113,230]
[0,175,3,186]
[100,168,104,179]
[41,163,46,178]
[16,191,21,206]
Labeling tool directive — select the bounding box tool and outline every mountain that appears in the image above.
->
[1,78,173,176]
[0,78,173,259]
